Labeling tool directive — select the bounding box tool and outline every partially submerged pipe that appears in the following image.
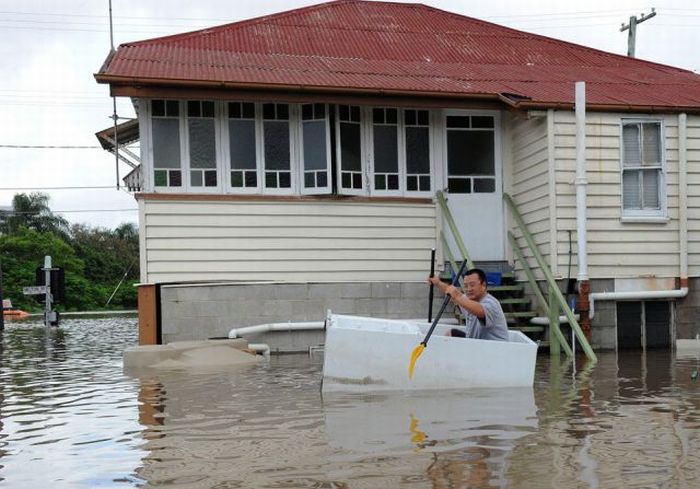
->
[228,321,324,339]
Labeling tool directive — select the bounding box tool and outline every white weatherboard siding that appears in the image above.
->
[508,113,551,280]
[141,199,436,283]
[554,112,681,278]
[688,115,700,278]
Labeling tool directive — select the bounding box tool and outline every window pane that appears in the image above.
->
[152,100,165,117]
[374,125,398,173]
[317,171,327,187]
[642,169,660,208]
[447,131,494,176]
[264,121,290,170]
[448,178,471,193]
[189,119,216,169]
[305,172,315,188]
[229,120,256,170]
[622,170,640,209]
[419,175,430,191]
[152,119,181,169]
[303,120,327,171]
[169,170,182,187]
[474,178,495,193]
[407,175,417,191]
[472,116,494,129]
[265,172,276,187]
[244,171,257,187]
[205,170,217,187]
[279,172,291,188]
[406,126,430,174]
[191,171,202,186]
[242,103,255,119]
[446,116,470,128]
[642,123,661,166]
[231,171,243,187]
[154,170,167,186]
[623,124,641,167]
[166,101,179,117]
[340,122,361,172]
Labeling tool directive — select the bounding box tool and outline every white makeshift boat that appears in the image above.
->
[322,314,538,392]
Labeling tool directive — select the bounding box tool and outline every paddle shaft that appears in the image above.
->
[428,248,436,322]
[420,259,469,347]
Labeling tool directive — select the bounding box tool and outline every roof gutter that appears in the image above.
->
[94,73,503,102]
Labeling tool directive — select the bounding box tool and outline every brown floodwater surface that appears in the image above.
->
[1,317,699,488]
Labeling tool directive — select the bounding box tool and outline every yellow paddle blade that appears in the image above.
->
[408,344,425,379]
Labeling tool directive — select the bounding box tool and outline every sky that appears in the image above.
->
[1,0,698,229]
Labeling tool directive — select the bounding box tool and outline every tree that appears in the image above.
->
[0,192,69,237]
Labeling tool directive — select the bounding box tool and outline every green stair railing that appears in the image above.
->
[503,193,597,363]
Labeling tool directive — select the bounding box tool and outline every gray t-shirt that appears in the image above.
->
[460,293,509,341]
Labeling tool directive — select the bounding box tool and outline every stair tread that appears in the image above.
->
[505,311,538,318]
[500,298,531,304]
[511,325,545,332]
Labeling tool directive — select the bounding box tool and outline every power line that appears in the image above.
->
[0,186,116,191]
[0,144,101,149]
[2,209,138,215]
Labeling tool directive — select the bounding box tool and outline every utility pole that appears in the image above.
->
[620,9,656,58]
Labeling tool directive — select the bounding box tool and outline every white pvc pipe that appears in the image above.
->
[575,81,588,281]
[679,113,688,280]
[530,314,581,325]
[228,321,324,339]
[589,287,689,319]
[248,343,271,357]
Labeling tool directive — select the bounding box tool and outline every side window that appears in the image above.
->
[151,99,182,188]
[621,121,664,215]
[228,102,258,190]
[404,109,431,193]
[262,103,292,190]
[372,108,399,193]
[337,105,364,194]
[187,101,217,188]
[301,104,331,194]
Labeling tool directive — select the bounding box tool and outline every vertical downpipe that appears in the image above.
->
[679,113,689,287]
[574,82,591,338]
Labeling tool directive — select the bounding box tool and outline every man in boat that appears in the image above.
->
[428,268,509,341]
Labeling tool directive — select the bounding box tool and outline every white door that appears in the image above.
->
[443,111,504,262]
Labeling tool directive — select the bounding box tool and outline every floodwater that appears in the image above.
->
[1,318,700,488]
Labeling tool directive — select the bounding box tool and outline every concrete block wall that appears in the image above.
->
[676,277,700,339]
[160,281,445,345]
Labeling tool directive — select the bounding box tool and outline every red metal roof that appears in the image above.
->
[96,0,700,111]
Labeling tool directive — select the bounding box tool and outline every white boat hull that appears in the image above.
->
[322,314,538,392]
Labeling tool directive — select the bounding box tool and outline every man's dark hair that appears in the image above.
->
[465,268,487,285]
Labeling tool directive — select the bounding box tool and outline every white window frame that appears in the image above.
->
[369,107,402,196]
[183,100,222,193]
[335,104,368,196]
[299,103,332,196]
[442,110,499,195]
[620,118,667,221]
[147,99,187,193]
[222,101,262,194]
[401,108,433,197]
[261,102,297,195]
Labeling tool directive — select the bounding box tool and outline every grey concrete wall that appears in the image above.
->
[160,281,445,346]
[676,277,700,340]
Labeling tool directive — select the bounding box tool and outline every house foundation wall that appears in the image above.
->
[521,277,700,350]
[159,281,442,348]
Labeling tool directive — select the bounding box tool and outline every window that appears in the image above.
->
[187,101,217,188]
[372,108,400,192]
[337,105,364,193]
[262,103,292,190]
[228,102,258,190]
[404,109,431,193]
[151,99,182,187]
[301,103,331,194]
[621,120,664,216]
[446,115,495,194]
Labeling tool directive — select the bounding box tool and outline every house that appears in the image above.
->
[95,0,700,350]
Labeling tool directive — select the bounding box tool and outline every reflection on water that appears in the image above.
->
[2,319,700,488]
